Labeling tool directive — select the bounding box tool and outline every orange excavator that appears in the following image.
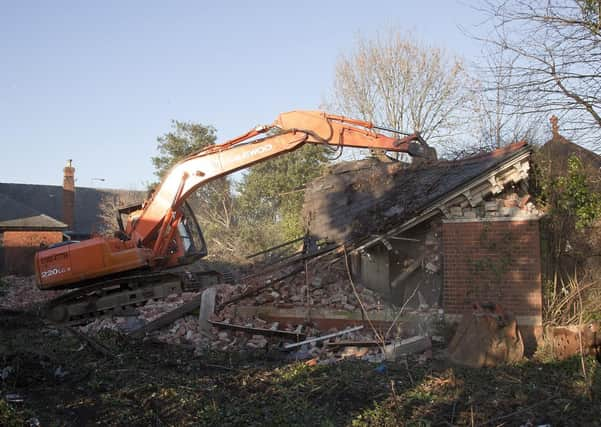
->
[35,110,433,323]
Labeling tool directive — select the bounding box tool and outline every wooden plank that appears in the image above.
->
[129,293,203,338]
[239,243,339,282]
[390,259,422,289]
[217,266,304,312]
[246,236,304,259]
[384,335,431,360]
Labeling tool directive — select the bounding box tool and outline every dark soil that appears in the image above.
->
[1,309,600,426]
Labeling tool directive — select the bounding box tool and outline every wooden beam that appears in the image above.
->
[390,259,421,289]
[129,293,203,338]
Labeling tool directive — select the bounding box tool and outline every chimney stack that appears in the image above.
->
[63,159,75,230]
[550,115,559,137]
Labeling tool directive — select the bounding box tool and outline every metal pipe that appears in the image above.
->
[283,325,364,350]
[372,125,413,136]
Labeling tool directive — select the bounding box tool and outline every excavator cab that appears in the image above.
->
[116,201,207,261]
[119,201,208,264]
[171,201,208,264]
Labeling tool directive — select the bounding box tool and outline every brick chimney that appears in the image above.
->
[550,115,559,137]
[63,159,75,230]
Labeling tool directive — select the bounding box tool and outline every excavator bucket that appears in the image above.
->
[448,302,524,368]
[405,133,437,161]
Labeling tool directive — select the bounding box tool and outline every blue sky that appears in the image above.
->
[0,1,485,189]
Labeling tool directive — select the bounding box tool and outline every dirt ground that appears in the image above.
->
[1,309,600,427]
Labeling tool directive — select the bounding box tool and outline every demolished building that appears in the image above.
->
[303,140,543,347]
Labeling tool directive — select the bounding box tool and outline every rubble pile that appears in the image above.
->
[72,255,435,362]
[0,275,63,310]
[0,253,434,364]
[221,259,384,316]
[79,292,202,335]
[78,292,394,363]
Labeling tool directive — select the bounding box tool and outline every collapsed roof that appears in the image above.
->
[303,141,532,244]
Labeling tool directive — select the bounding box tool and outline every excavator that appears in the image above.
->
[35,110,434,324]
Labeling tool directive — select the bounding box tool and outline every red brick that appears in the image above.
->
[1,231,63,275]
[442,220,542,318]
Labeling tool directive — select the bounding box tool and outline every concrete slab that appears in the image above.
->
[384,335,431,361]
[198,287,217,333]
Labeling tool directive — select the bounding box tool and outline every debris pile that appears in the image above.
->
[64,252,435,363]
[0,275,63,310]
[0,242,436,366]
[221,260,384,315]
[78,292,202,335]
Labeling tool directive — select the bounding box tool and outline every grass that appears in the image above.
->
[1,309,600,426]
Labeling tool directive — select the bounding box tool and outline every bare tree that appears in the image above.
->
[185,178,239,258]
[475,0,601,150]
[330,30,475,151]
[470,45,547,148]
[97,190,144,236]
[192,179,235,232]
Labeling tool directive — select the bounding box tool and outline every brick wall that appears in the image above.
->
[2,230,63,275]
[442,220,542,321]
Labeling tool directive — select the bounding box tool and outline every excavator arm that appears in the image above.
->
[35,110,432,290]
[131,111,431,252]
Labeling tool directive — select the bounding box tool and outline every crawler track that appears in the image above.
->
[44,270,223,325]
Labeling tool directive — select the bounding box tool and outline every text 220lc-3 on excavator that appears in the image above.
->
[35,110,434,324]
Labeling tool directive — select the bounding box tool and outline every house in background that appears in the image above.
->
[538,116,601,174]
[536,116,601,279]
[0,194,68,275]
[0,161,144,275]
